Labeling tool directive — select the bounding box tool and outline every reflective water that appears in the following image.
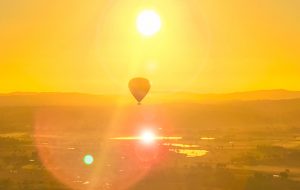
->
[110,136,211,158]
[168,148,208,157]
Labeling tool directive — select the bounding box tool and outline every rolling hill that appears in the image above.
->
[0,90,300,134]
[0,89,300,106]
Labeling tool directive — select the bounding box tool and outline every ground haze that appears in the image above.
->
[0,90,300,189]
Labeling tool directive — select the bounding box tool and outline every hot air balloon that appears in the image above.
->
[128,77,150,105]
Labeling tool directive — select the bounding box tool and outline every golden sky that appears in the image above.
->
[0,0,299,93]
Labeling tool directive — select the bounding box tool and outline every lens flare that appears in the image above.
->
[140,130,156,144]
[83,154,94,165]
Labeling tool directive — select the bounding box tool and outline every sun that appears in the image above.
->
[136,10,161,37]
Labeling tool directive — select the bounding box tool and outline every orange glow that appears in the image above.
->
[0,1,299,93]
[34,109,150,190]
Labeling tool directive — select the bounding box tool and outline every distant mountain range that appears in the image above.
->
[0,89,300,106]
[163,89,300,103]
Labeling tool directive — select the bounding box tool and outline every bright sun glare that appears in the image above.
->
[140,130,156,144]
[137,10,161,36]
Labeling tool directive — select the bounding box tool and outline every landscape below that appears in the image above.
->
[0,89,300,189]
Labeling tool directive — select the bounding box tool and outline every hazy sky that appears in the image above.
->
[0,0,299,93]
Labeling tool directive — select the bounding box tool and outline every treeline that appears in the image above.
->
[0,107,34,133]
[232,145,300,167]
[131,164,300,190]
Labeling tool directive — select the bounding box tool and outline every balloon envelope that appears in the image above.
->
[128,78,150,104]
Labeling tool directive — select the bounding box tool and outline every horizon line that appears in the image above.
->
[1,88,300,96]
